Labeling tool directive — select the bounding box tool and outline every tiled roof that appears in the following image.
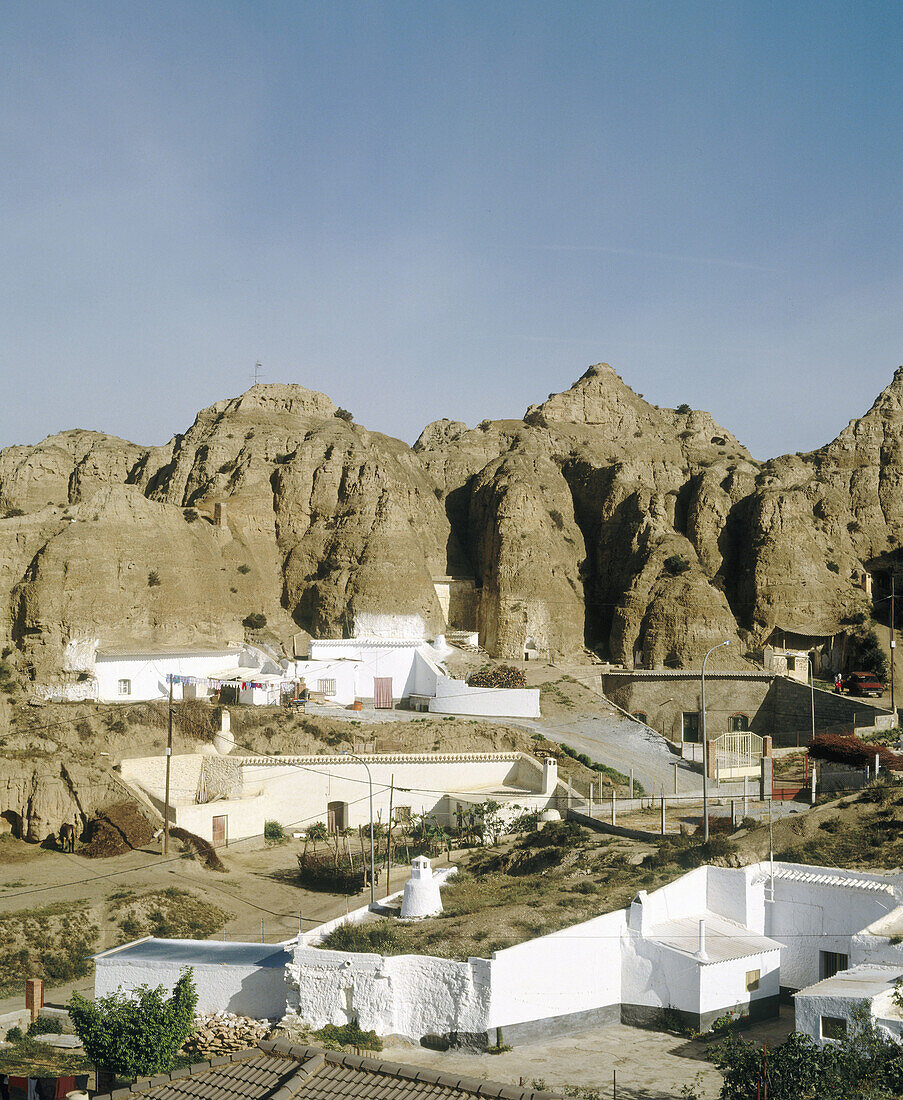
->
[95,1040,561,1100]
[646,911,783,964]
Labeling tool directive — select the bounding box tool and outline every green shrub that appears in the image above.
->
[314,1022,382,1051]
[827,560,840,574]
[27,1016,59,1037]
[5,1027,23,1043]
[183,508,199,523]
[264,820,285,841]
[320,923,404,954]
[237,563,251,574]
[335,408,354,423]
[242,612,267,630]
[147,570,161,587]
[663,554,691,575]
[3,508,25,518]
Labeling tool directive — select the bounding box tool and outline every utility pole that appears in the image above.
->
[808,654,816,747]
[163,675,173,855]
[891,574,896,717]
[701,640,731,842]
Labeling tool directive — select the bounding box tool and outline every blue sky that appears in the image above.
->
[2,1,902,459]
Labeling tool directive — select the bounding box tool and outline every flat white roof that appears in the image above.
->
[94,937,292,967]
[96,647,240,660]
[795,963,903,1000]
[309,638,425,648]
[647,911,783,965]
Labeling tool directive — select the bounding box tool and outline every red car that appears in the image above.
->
[840,672,884,697]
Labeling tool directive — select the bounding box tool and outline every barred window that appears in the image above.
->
[118,679,131,695]
[318,678,337,695]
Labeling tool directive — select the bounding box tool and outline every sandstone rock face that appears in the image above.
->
[2,367,903,674]
[0,758,123,843]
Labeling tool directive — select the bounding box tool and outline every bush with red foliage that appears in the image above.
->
[808,733,903,771]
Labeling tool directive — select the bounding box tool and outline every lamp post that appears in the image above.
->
[701,640,731,842]
[342,750,376,909]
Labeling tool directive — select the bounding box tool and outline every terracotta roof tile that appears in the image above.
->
[93,1043,560,1100]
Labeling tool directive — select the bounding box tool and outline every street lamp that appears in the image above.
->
[342,750,376,909]
[701,640,731,842]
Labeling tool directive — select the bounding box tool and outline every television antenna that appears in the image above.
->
[252,361,262,385]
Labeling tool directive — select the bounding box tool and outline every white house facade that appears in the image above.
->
[117,751,564,847]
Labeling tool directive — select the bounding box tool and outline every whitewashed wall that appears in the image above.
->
[284,945,491,1042]
[351,613,428,641]
[429,678,541,719]
[765,867,900,990]
[289,659,357,705]
[489,909,625,1030]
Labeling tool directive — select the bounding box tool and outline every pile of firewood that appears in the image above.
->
[466,664,527,689]
[180,1012,271,1058]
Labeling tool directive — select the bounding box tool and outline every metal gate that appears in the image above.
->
[373,677,393,709]
[713,732,763,779]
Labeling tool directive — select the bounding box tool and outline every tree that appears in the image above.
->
[709,1009,903,1100]
[69,969,197,1079]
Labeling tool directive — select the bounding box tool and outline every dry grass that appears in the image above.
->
[0,899,99,996]
[112,886,229,942]
[318,822,733,960]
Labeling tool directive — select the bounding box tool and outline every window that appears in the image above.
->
[633,712,649,724]
[317,678,337,695]
[118,679,131,696]
[682,712,700,743]
[821,1016,848,1041]
[729,714,749,732]
[821,951,849,980]
[393,805,411,823]
[745,969,760,992]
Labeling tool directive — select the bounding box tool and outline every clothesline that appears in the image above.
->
[166,673,295,691]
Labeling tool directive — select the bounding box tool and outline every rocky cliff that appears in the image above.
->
[1,365,899,674]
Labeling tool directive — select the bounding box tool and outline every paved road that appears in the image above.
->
[499,710,702,798]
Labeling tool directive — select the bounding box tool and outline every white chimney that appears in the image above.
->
[697,918,709,961]
[541,756,558,796]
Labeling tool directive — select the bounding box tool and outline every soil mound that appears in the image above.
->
[80,801,156,858]
[170,825,227,871]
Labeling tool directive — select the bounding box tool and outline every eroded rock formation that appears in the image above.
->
[1,364,900,673]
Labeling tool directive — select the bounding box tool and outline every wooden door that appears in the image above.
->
[212,814,228,849]
[327,801,346,833]
[373,677,393,709]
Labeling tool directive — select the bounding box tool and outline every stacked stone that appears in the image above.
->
[180,1012,271,1058]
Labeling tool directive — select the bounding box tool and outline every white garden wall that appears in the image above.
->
[489,909,625,1033]
[429,677,541,719]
